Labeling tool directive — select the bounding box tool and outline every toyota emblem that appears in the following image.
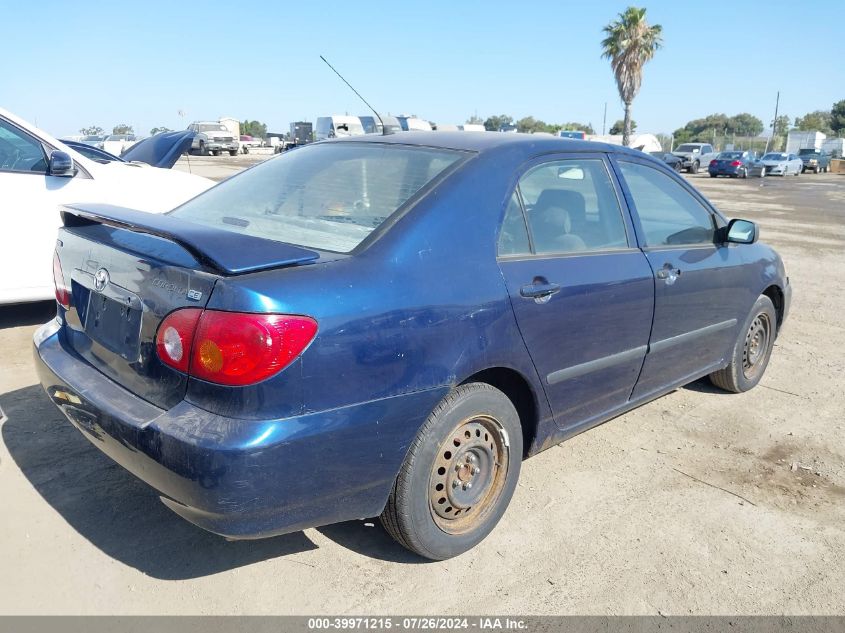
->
[94,268,110,292]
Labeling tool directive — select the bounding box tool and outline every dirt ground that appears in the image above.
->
[1,160,843,615]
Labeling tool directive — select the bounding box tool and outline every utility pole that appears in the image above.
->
[602,102,607,135]
[765,91,780,154]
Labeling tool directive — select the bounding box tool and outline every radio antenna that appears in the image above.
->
[320,55,386,135]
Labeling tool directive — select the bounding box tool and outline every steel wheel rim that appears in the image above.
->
[429,415,510,535]
[742,312,771,379]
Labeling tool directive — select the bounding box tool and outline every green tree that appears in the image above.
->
[767,114,791,151]
[794,111,833,135]
[728,113,764,136]
[150,126,173,135]
[829,100,845,135]
[112,124,134,135]
[484,114,513,131]
[601,6,662,146]
[466,114,483,125]
[609,119,636,135]
[516,116,548,134]
[79,125,104,136]
[556,122,595,134]
[240,120,267,138]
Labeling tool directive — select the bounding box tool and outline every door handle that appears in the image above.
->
[656,264,681,284]
[520,281,561,302]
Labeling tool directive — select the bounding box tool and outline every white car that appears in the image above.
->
[0,108,214,305]
[754,152,804,177]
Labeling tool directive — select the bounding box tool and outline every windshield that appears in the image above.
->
[798,150,819,156]
[170,143,465,253]
[718,152,742,159]
[675,144,702,152]
[199,124,228,133]
[762,153,787,161]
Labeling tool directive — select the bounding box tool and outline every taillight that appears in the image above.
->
[156,308,202,372]
[53,251,70,309]
[731,160,742,167]
[709,160,717,166]
[155,309,317,386]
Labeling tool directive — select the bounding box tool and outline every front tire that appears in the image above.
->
[690,160,700,174]
[380,383,523,560]
[709,295,777,393]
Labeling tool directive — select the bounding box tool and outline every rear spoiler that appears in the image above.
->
[60,203,321,275]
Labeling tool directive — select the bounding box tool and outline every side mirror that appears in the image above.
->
[725,218,758,244]
[49,151,75,177]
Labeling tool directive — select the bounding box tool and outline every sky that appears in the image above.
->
[2,0,843,138]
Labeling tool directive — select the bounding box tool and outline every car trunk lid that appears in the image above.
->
[56,204,321,409]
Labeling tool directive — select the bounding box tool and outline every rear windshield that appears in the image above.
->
[718,152,742,159]
[170,142,464,253]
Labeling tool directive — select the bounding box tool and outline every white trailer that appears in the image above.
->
[785,130,826,154]
[821,137,845,158]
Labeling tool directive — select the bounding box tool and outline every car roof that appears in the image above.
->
[330,131,647,159]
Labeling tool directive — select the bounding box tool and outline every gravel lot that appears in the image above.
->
[1,157,843,615]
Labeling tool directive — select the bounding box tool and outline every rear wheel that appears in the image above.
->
[380,383,522,560]
[229,149,238,156]
[709,295,777,393]
[710,172,718,178]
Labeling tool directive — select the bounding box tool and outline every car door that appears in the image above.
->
[497,155,654,429]
[0,116,93,303]
[614,157,755,400]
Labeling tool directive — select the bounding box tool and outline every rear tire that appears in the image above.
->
[709,295,777,393]
[380,383,523,560]
[229,150,238,156]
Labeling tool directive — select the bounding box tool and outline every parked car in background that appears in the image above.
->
[798,148,831,173]
[754,152,804,177]
[0,107,213,305]
[238,135,263,154]
[315,116,365,140]
[648,151,684,171]
[79,134,105,148]
[61,140,125,164]
[62,130,196,169]
[708,151,756,178]
[187,121,238,156]
[102,134,137,156]
[37,132,789,560]
[672,143,718,173]
[358,115,383,135]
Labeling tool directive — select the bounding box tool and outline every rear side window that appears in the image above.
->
[618,161,716,246]
[171,143,463,253]
[498,192,531,255]
[516,158,628,255]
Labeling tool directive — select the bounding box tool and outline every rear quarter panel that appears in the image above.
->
[189,149,553,436]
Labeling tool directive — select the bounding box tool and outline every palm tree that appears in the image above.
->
[601,7,663,147]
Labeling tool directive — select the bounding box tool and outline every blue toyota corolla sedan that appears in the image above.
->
[35,132,790,560]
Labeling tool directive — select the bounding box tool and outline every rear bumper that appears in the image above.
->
[34,321,447,538]
[708,166,742,176]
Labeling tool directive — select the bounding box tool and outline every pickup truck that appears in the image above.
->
[187,121,239,156]
[797,148,831,174]
[671,143,719,173]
